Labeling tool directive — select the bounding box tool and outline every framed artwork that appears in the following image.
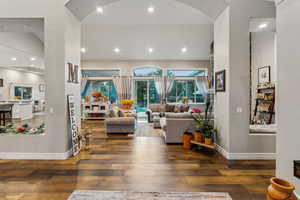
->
[294,160,300,179]
[215,70,226,92]
[0,79,3,87]
[258,66,271,84]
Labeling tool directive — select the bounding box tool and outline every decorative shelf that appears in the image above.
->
[191,141,216,150]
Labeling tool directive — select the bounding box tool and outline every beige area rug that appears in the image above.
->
[134,123,164,137]
[68,191,232,200]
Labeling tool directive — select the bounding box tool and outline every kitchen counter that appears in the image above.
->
[0,101,33,120]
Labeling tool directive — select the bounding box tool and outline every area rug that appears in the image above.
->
[68,190,232,200]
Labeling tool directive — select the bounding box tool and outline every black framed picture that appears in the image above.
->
[215,70,226,92]
[294,161,300,179]
[258,66,271,84]
[0,79,3,87]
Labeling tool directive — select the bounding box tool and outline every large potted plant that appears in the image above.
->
[191,108,204,142]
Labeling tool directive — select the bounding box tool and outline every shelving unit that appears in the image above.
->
[83,103,110,120]
[252,84,275,125]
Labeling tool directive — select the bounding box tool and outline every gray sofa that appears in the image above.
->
[160,113,197,144]
[105,110,136,134]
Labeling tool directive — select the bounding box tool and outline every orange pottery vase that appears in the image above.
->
[204,138,213,145]
[266,177,297,200]
[194,131,204,143]
[183,134,193,149]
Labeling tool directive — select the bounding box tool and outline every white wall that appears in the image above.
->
[276,0,300,195]
[214,0,276,157]
[214,7,230,151]
[251,32,276,118]
[0,0,81,158]
[82,60,212,76]
[0,68,45,101]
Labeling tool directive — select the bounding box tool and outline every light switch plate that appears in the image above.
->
[236,107,243,113]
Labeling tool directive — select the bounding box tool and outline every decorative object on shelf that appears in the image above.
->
[183,131,193,149]
[252,83,275,125]
[85,96,91,103]
[0,79,3,87]
[294,161,300,179]
[91,91,104,102]
[215,70,226,92]
[266,177,296,200]
[121,99,135,110]
[204,128,214,145]
[258,66,271,84]
[191,108,204,143]
[181,97,189,104]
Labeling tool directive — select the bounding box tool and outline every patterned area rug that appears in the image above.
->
[68,190,232,200]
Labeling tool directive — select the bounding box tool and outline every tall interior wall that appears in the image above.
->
[0,0,80,158]
[276,0,300,195]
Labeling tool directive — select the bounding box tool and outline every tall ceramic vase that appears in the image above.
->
[266,177,297,200]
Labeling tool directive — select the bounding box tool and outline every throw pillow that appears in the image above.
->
[166,104,175,112]
[174,105,181,113]
[180,105,190,113]
[158,104,166,112]
[109,109,118,118]
[118,110,125,117]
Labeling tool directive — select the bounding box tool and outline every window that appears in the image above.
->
[82,80,118,103]
[134,67,163,77]
[14,86,33,100]
[167,80,204,103]
[167,69,206,77]
[82,70,120,77]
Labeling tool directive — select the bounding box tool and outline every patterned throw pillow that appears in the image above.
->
[174,105,181,113]
[118,110,125,117]
[165,104,175,112]
[180,105,190,112]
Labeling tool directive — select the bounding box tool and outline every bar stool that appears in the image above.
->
[0,104,13,126]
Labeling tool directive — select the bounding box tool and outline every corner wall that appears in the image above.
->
[276,0,300,195]
[214,0,276,158]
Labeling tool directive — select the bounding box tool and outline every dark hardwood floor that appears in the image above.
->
[0,120,275,200]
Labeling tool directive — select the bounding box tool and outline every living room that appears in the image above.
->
[0,0,299,200]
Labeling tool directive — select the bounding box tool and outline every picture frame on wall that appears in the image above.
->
[0,79,3,87]
[215,70,226,92]
[258,66,271,84]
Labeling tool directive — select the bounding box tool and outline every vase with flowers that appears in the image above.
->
[121,99,135,110]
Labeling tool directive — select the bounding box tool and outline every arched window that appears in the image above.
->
[133,66,163,77]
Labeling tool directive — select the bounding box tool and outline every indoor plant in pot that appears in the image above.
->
[203,123,216,145]
[191,108,205,142]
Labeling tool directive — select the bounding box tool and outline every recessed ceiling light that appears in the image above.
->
[11,57,17,61]
[147,6,155,13]
[97,7,104,13]
[258,23,268,29]
[114,48,120,53]
[81,48,86,53]
[148,48,154,53]
[181,48,187,53]
[30,57,36,61]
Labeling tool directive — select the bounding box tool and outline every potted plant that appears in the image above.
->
[203,123,216,145]
[191,108,205,142]
[183,131,193,149]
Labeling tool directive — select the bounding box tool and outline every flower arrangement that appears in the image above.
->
[0,123,45,135]
[121,99,135,110]
[91,91,104,102]
[182,97,189,104]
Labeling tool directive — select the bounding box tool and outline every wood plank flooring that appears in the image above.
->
[0,120,275,200]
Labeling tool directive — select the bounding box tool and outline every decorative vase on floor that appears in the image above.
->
[183,132,193,149]
[204,137,213,145]
[266,177,297,200]
[194,131,204,143]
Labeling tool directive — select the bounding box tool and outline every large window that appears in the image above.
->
[134,67,163,77]
[82,80,118,103]
[167,80,204,103]
[14,86,33,100]
[167,69,206,77]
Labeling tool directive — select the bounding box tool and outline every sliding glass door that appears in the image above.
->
[135,80,160,113]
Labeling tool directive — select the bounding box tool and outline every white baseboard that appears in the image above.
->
[0,149,72,160]
[216,144,276,160]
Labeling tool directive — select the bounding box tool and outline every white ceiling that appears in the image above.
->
[81,0,214,61]
[0,19,44,73]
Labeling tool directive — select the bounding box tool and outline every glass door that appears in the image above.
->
[135,80,148,113]
[135,80,160,113]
